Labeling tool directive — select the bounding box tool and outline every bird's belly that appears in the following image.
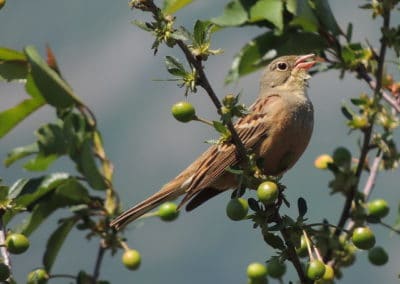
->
[258,108,313,176]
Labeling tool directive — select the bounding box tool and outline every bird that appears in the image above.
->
[110,54,316,230]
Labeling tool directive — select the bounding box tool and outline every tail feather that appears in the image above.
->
[110,184,184,230]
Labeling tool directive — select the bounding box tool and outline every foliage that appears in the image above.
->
[1,0,400,283]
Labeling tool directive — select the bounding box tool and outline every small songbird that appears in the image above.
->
[111,54,316,230]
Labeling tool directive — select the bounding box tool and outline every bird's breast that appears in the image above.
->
[256,97,314,176]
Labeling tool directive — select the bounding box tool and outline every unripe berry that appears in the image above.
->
[158,202,179,221]
[368,246,388,266]
[171,101,196,122]
[226,198,248,221]
[367,199,390,219]
[0,263,10,281]
[27,269,48,284]
[306,259,326,280]
[247,262,267,280]
[267,258,286,279]
[6,233,30,254]
[257,181,278,204]
[352,226,376,250]
[295,235,308,258]
[122,249,141,270]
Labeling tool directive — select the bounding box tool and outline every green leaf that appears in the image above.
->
[36,123,68,155]
[43,217,77,271]
[297,197,307,218]
[131,20,153,32]
[77,138,107,190]
[0,60,28,81]
[249,0,283,31]
[263,232,286,250]
[211,0,248,27]
[24,45,79,108]
[165,55,187,77]
[288,0,319,32]
[312,0,341,36]
[193,20,211,45]
[0,47,26,61]
[9,173,70,207]
[18,178,90,235]
[212,121,230,136]
[163,0,193,14]
[0,96,45,139]
[225,31,326,83]
[4,143,39,167]
[341,104,355,120]
[23,154,58,171]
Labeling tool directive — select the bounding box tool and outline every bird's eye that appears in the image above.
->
[277,62,288,71]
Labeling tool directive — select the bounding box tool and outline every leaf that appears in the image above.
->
[249,0,283,31]
[297,197,307,218]
[77,138,107,190]
[165,55,187,77]
[18,178,90,235]
[288,0,319,32]
[0,96,45,138]
[4,143,38,167]
[212,121,230,135]
[225,31,326,83]
[163,0,193,14]
[23,154,58,171]
[131,20,153,32]
[36,123,68,155]
[43,217,77,271]
[263,232,286,250]
[24,45,79,108]
[346,22,353,41]
[9,173,70,208]
[0,47,26,61]
[0,61,28,81]
[312,0,341,36]
[341,104,354,120]
[211,0,248,27]
[248,198,260,211]
[193,20,211,45]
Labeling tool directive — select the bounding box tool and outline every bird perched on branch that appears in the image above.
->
[111,54,316,230]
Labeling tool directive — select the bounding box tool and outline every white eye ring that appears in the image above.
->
[277,62,288,71]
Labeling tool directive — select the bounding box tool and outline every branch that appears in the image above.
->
[362,151,383,199]
[175,41,248,161]
[92,241,106,282]
[0,215,11,275]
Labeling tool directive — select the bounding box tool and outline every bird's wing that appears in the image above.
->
[179,94,280,206]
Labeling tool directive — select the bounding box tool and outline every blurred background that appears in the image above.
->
[1,0,399,283]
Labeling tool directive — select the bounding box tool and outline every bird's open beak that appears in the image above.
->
[294,54,316,71]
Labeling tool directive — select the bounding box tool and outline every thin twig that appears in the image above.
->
[92,241,106,283]
[175,40,248,160]
[363,151,383,198]
[0,215,11,274]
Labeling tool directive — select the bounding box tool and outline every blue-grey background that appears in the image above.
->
[1,0,399,283]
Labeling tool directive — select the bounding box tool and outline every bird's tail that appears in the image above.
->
[110,182,184,231]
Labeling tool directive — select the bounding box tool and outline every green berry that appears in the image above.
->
[352,227,376,250]
[158,202,179,221]
[122,249,141,270]
[314,154,333,169]
[322,265,334,280]
[226,198,248,221]
[333,147,351,167]
[295,235,308,258]
[367,199,390,219]
[247,262,267,280]
[27,269,48,284]
[0,263,10,281]
[306,259,326,280]
[267,258,286,279]
[368,246,388,266]
[171,101,196,122]
[6,233,30,254]
[257,182,278,204]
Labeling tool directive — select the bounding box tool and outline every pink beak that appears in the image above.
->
[294,54,316,71]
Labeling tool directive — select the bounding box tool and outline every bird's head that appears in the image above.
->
[260,54,316,92]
